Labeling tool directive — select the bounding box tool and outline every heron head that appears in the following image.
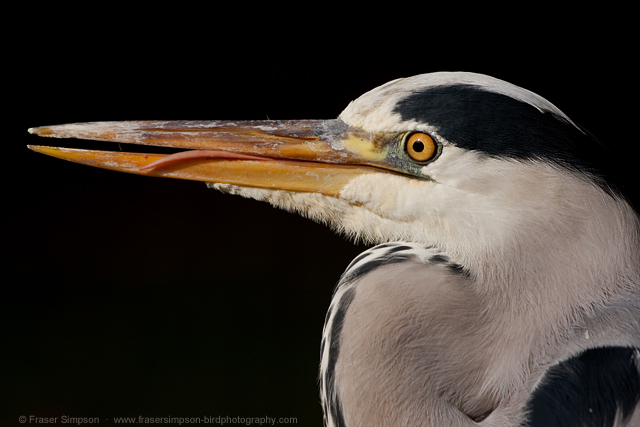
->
[28,72,631,254]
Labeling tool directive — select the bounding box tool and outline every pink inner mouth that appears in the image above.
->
[139,150,269,171]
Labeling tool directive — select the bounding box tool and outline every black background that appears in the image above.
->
[6,7,637,427]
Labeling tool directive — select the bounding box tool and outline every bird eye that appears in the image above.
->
[405,132,437,162]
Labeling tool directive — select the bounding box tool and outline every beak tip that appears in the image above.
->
[29,126,50,136]
[27,144,47,154]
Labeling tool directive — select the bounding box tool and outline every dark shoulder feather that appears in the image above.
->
[524,347,640,427]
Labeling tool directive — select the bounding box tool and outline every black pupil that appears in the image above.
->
[413,140,425,152]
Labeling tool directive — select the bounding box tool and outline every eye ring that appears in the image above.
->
[405,132,437,162]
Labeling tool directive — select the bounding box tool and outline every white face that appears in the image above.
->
[212,71,636,294]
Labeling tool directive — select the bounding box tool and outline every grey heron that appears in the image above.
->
[28,72,640,426]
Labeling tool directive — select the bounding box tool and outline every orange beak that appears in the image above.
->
[29,120,394,197]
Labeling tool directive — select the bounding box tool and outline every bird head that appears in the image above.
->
[28,72,638,289]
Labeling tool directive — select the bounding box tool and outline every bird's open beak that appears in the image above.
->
[28,120,391,197]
